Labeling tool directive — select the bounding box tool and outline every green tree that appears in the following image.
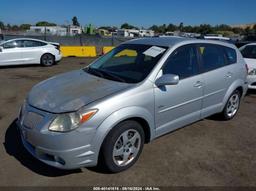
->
[167,23,177,32]
[11,25,19,31]
[36,21,56,26]
[6,24,11,30]
[20,24,31,30]
[232,27,244,34]
[198,24,214,35]
[158,24,167,33]
[149,25,159,32]
[183,25,194,33]
[121,23,138,29]
[0,21,4,29]
[253,24,256,30]
[72,16,80,26]
[244,26,251,35]
[179,22,184,31]
[214,24,232,31]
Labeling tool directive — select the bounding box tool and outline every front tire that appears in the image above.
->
[221,90,241,120]
[100,120,145,173]
[40,53,55,66]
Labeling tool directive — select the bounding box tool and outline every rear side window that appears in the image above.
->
[224,47,237,64]
[198,44,226,72]
[240,45,256,59]
[23,40,47,47]
[163,45,199,79]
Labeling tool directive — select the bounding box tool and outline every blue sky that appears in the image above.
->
[1,0,256,27]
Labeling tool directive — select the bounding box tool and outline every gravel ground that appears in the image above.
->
[0,58,256,187]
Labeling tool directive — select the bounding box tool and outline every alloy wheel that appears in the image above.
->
[226,93,240,118]
[112,129,141,167]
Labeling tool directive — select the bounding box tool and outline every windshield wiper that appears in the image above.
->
[84,67,104,78]
[98,69,126,83]
[84,67,126,83]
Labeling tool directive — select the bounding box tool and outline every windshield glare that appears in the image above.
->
[86,44,167,83]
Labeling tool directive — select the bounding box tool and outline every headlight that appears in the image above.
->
[49,109,98,132]
[248,69,256,76]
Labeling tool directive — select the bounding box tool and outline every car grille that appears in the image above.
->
[22,111,44,129]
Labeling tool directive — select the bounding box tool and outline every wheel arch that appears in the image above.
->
[40,53,56,64]
[221,79,245,111]
[92,106,155,165]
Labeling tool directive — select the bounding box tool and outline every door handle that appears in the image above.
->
[193,81,203,88]
[226,72,233,78]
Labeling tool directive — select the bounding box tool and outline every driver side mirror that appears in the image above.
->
[0,46,3,52]
[155,74,179,87]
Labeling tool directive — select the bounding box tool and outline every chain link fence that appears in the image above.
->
[1,33,135,54]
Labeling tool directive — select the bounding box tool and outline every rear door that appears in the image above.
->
[20,40,47,64]
[198,44,237,118]
[0,40,23,66]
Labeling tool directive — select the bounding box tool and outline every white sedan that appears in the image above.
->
[240,43,256,90]
[0,38,62,66]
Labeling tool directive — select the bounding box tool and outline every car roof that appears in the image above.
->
[125,36,237,49]
[0,38,48,44]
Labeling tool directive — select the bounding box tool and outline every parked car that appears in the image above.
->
[17,37,248,172]
[239,43,256,89]
[0,38,62,66]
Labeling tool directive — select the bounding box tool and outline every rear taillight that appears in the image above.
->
[54,45,60,51]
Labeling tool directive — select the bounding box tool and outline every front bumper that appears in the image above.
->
[247,75,256,89]
[17,104,98,169]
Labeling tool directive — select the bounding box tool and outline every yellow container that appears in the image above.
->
[60,46,97,57]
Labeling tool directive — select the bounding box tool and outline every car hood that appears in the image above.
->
[28,70,131,113]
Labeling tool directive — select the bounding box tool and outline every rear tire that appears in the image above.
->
[221,90,241,120]
[40,53,55,66]
[100,120,145,173]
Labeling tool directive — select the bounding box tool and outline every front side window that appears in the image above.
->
[199,44,226,72]
[240,45,256,59]
[85,44,167,83]
[162,45,199,79]
[2,41,17,49]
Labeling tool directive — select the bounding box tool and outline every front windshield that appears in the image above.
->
[84,44,168,83]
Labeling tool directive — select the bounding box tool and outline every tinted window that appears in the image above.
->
[23,40,46,47]
[3,41,17,49]
[241,45,256,59]
[224,47,237,64]
[199,44,226,72]
[15,40,25,48]
[163,45,199,79]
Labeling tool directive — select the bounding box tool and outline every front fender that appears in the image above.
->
[91,106,155,164]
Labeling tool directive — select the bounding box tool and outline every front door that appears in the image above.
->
[154,44,203,137]
[0,40,23,66]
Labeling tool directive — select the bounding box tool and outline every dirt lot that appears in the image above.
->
[0,58,256,187]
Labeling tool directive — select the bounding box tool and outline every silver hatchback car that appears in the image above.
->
[17,37,248,172]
